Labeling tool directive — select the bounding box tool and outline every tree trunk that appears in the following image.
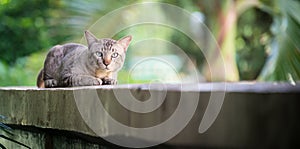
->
[201,0,239,81]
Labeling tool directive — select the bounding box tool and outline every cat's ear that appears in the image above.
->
[117,35,132,51]
[85,31,98,46]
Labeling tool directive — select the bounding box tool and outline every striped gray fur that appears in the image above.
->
[37,31,132,88]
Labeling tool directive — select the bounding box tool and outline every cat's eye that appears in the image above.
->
[95,52,103,57]
[111,53,119,58]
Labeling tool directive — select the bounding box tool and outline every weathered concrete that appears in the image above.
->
[0,82,300,148]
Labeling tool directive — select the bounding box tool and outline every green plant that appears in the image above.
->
[0,115,31,149]
[0,0,71,65]
[258,0,300,81]
[169,0,300,81]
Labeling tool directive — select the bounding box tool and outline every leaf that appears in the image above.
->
[259,0,300,81]
[0,115,6,119]
[0,144,7,149]
[0,115,30,149]
[0,135,31,149]
[285,0,300,52]
[0,122,12,131]
[0,115,11,131]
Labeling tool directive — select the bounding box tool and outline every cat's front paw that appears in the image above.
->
[102,77,117,85]
[45,79,58,88]
[68,76,102,86]
[93,78,103,85]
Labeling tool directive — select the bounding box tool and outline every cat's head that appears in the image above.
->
[84,31,132,72]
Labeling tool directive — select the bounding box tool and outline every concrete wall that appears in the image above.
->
[0,83,299,148]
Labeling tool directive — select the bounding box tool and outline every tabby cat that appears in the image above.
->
[37,31,132,88]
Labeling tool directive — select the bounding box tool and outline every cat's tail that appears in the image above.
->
[37,69,45,88]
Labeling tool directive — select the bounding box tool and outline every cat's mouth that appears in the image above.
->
[98,64,110,71]
[101,66,113,72]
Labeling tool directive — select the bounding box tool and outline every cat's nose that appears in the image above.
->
[103,58,111,66]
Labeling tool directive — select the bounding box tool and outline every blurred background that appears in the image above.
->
[0,0,299,86]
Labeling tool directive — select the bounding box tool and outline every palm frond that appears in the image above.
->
[0,115,30,149]
[259,0,300,81]
[0,115,5,119]
[0,144,7,149]
[0,135,31,149]
[62,0,135,38]
[0,122,12,132]
[0,115,11,131]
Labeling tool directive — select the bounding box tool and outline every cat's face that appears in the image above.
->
[85,31,132,72]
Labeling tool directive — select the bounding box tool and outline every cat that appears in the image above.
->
[37,31,132,88]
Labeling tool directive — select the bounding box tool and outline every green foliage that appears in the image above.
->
[0,0,72,86]
[0,0,70,65]
[0,0,299,86]
[236,8,272,80]
[258,0,300,81]
[0,115,31,149]
[61,0,135,38]
[0,51,45,86]
[170,31,205,69]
